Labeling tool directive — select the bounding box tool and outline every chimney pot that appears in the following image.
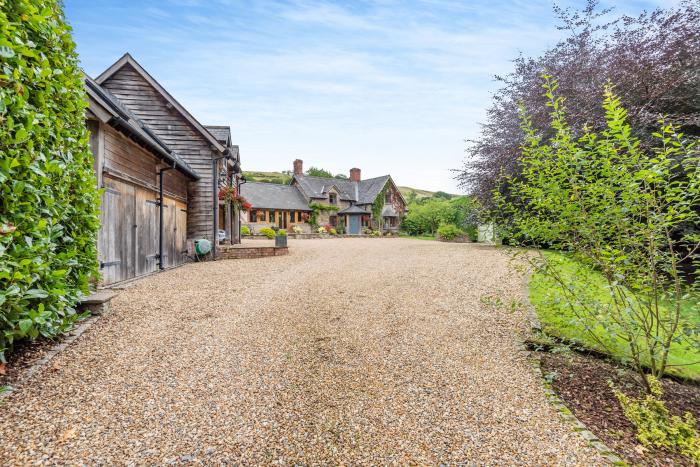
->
[293,159,304,176]
[350,167,361,182]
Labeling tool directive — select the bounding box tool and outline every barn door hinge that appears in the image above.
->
[100,260,121,269]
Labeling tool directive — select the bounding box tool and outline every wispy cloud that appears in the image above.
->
[65,0,672,191]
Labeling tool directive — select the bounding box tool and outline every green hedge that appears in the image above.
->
[0,1,100,361]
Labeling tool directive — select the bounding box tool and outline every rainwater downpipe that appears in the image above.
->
[212,150,232,260]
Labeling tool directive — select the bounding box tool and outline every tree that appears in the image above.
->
[334,173,348,179]
[0,0,101,361]
[305,167,334,178]
[458,1,700,207]
[496,77,700,390]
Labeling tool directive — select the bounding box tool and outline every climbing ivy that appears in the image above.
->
[308,202,339,227]
[0,0,100,361]
[371,182,389,228]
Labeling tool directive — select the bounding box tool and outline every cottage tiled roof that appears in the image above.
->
[204,125,231,144]
[292,174,390,204]
[241,182,311,211]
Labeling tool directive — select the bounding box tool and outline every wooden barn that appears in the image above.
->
[84,53,241,285]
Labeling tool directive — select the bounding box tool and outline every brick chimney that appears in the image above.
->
[293,159,303,176]
[350,167,361,182]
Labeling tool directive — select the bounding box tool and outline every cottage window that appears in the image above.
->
[329,215,337,227]
[385,191,392,203]
[297,211,303,222]
[329,193,337,205]
[268,210,275,223]
[250,210,258,223]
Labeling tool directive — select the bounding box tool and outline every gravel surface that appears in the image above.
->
[0,238,602,465]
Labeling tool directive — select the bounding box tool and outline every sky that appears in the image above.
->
[64,0,677,193]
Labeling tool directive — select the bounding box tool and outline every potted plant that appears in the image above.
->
[276,228,287,247]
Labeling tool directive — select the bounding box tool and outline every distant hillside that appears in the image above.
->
[399,186,436,199]
[242,171,291,185]
[399,186,460,200]
[242,171,454,200]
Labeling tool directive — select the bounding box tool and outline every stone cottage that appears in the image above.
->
[241,159,406,235]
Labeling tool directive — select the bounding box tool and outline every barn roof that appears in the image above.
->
[96,53,226,153]
[241,182,311,211]
[204,125,231,145]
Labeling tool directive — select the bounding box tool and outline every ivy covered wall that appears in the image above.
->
[0,0,100,360]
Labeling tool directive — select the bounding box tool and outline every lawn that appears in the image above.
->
[529,251,700,381]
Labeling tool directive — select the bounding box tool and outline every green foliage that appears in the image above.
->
[305,167,334,178]
[0,0,100,361]
[613,376,700,462]
[531,251,699,380]
[278,229,286,236]
[436,223,464,241]
[240,225,251,236]
[308,202,339,227]
[334,173,348,179]
[372,182,389,227]
[401,195,479,239]
[259,227,276,239]
[496,76,700,386]
[329,228,337,235]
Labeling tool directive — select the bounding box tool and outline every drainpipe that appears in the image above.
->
[212,150,232,259]
[158,163,175,270]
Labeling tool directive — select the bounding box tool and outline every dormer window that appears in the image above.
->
[329,193,337,205]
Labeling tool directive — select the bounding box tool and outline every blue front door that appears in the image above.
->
[349,215,360,234]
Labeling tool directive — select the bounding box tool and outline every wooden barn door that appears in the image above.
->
[98,177,136,285]
[161,196,185,269]
[175,202,187,266]
[135,187,159,277]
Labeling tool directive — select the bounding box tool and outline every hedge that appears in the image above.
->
[0,0,100,361]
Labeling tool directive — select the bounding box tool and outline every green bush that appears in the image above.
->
[329,228,337,235]
[436,223,464,241]
[259,227,276,239]
[0,1,100,361]
[278,229,287,236]
[613,376,700,463]
[241,225,251,236]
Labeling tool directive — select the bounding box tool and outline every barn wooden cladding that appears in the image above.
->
[84,53,239,286]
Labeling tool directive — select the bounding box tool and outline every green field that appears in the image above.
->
[529,251,700,381]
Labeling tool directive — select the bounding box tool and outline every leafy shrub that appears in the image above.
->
[241,225,251,236]
[495,77,700,385]
[437,223,464,241]
[363,227,373,235]
[0,1,100,361]
[372,230,382,237]
[278,229,287,236]
[329,228,337,235]
[317,226,326,234]
[259,227,276,239]
[292,225,303,234]
[613,377,700,463]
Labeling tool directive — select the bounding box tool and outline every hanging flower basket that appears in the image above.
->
[218,186,237,202]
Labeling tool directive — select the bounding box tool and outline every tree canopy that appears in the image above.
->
[457,0,700,206]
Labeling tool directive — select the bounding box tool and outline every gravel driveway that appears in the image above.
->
[0,238,601,465]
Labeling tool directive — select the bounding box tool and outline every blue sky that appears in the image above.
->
[65,0,676,192]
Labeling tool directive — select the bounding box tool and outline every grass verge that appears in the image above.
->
[529,251,699,381]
